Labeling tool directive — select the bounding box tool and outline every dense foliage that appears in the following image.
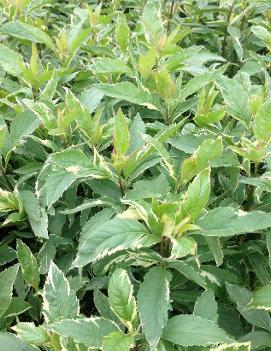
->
[1,0,271,350]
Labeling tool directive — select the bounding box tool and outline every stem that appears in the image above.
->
[167,0,175,34]
[222,6,234,58]
[0,164,13,191]
[161,237,171,258]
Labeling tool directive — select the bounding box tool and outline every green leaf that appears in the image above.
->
[194,290,218,323]
[0,245,16,265]
[17,239,40,292]
[94,82,161,110]
[20,190,40,221]
[162,314,232,346]
[0,333,39,351]
[115,14,130,51]
[205,236,224,266]
[102,331,134,351]
[0,21,55,50]
[73,217,159,267]
[142,0,164,45]
[211,343,250,351]
[43,262,79,323]
[94,290,122,328]
[251,285,271,310]
[49,318,119,348]
[12,322,48,346]
[226,283,271,331]
[2,297,31,318]
[180,138,222,184]
[176,167,211,224]
[90,58,133,76]
[37,148,107,208]
[0,264,19,317]
[253,99,271,141]
[114,109,130,156]
[2,111,39,156]
[195,207,271,236]
[0,44,21,76]
[168,261,207,288]
[138,267,171,350]
[108,268,137,330]
[80,88,104,113]
[216,75,251,126]
[171,236,197,259]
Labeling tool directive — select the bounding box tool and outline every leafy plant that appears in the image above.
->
[1,0,271,350]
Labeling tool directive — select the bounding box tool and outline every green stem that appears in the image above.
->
[167,0,175,34]
[0,164,13,191]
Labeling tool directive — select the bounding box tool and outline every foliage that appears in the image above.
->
[1,0,271,350]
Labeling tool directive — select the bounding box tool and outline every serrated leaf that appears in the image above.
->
[49,318,119,348]
[108,268,137,330]
[0,264,19,317]
[12,323,48,346]
[0,44,21,76]
[17,239,40,291]
[171,236,197,259]
[162,314,232,346]
[43,262,79,323]
[2,297,31,318]
[253,100,271,141]
[211,343,251,351]
[226,283,271,331]
[176,167,210,224]
[216,75,251,126]
[0,21,55,50]
[90,58,133,76]
[251,285,271,310]
[114,109,130,156]
[195,207,271,236]
[194,290,218,323]
[138,267,171,350]
[115,14,130,51]
[94,82,161,110]
[0,333,39,351]
[73,217,159,267]
[102,331,134,351]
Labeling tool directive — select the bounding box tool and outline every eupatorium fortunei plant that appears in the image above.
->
[1,0,271,350]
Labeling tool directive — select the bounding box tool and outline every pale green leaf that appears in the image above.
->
[0,21,55,50]
[177,167,210,224]
[194,290,218,323]
[0,44,21,76]
[102,331,134,351]
[162,314,232,346]
[49,318,119,348]
[115,14,130,51]
[72,217,158,267]
[251,285,271,310]
[138,267,171,350]
[211,343,251,351]
[253,100,271,141]
[12,323,48,346]
[90,58,133,76]
[17,239,40,291]
[196,207,271,236]
[216,75,251,126]
[0,333,39,351]
[171,236,197,259]
[94,82,161,110]
[108,268,137,329]
[114,109,130,156]
[0,264,19,317]
[43,262,79,323]
[226,283,271,331]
